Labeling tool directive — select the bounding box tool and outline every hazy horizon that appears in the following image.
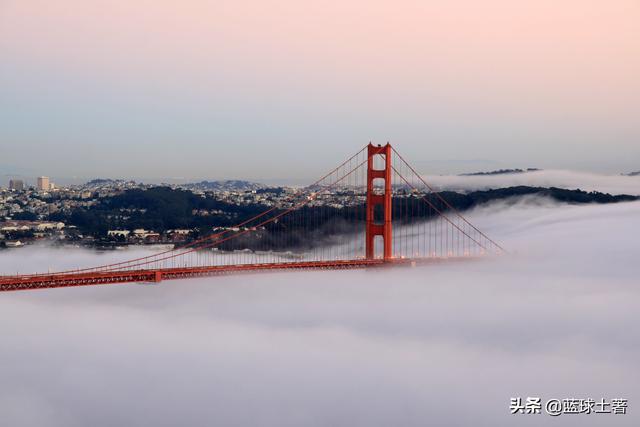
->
[3,168,640,198]
[3,155,640,188]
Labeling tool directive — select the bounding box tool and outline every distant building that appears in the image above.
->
[168,229,191,235]
[107,230,130,238]
[37,176,50,191]
[9,180,24,191]
[131,229,160,242]
[0,221,64,232]
[168,229,192,242]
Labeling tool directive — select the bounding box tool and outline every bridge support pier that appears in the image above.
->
[152,271,163,283]
[366,143,393,261]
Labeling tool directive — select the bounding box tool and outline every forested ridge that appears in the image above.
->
[45,186,638,239]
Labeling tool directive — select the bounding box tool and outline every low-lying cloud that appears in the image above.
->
[423,169,640,195]
[1,198,639,426]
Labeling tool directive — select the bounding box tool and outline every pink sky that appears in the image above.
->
[1,0,639,179]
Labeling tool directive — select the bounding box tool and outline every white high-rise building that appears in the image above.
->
[37,176,50,191]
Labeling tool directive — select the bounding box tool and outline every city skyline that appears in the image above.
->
[2,0,639,180]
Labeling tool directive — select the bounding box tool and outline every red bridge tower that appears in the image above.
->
[366,143,393,260]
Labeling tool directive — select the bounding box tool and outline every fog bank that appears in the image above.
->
[424,169,640,195]
[1,198,639,426]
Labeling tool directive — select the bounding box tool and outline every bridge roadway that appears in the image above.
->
[0,258,440,292]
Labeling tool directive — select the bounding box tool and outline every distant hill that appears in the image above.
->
[457,186,638,205]
[85,178,135,186]
[460,168,541,176]
[183,180,265,191]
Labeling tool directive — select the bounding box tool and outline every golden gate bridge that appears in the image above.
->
[0,144,504,292]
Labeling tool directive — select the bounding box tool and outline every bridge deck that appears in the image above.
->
[1,258,442,292]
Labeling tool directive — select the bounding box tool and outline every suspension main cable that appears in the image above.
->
[391,147,505,253]
[95,158,370,272]
[11,145,369,278]
[391,165,489,252]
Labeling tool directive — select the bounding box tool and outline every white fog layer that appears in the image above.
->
[423,169,640,195]
[1,198,639,426]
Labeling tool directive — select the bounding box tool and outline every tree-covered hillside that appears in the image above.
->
[50,186,638,239]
